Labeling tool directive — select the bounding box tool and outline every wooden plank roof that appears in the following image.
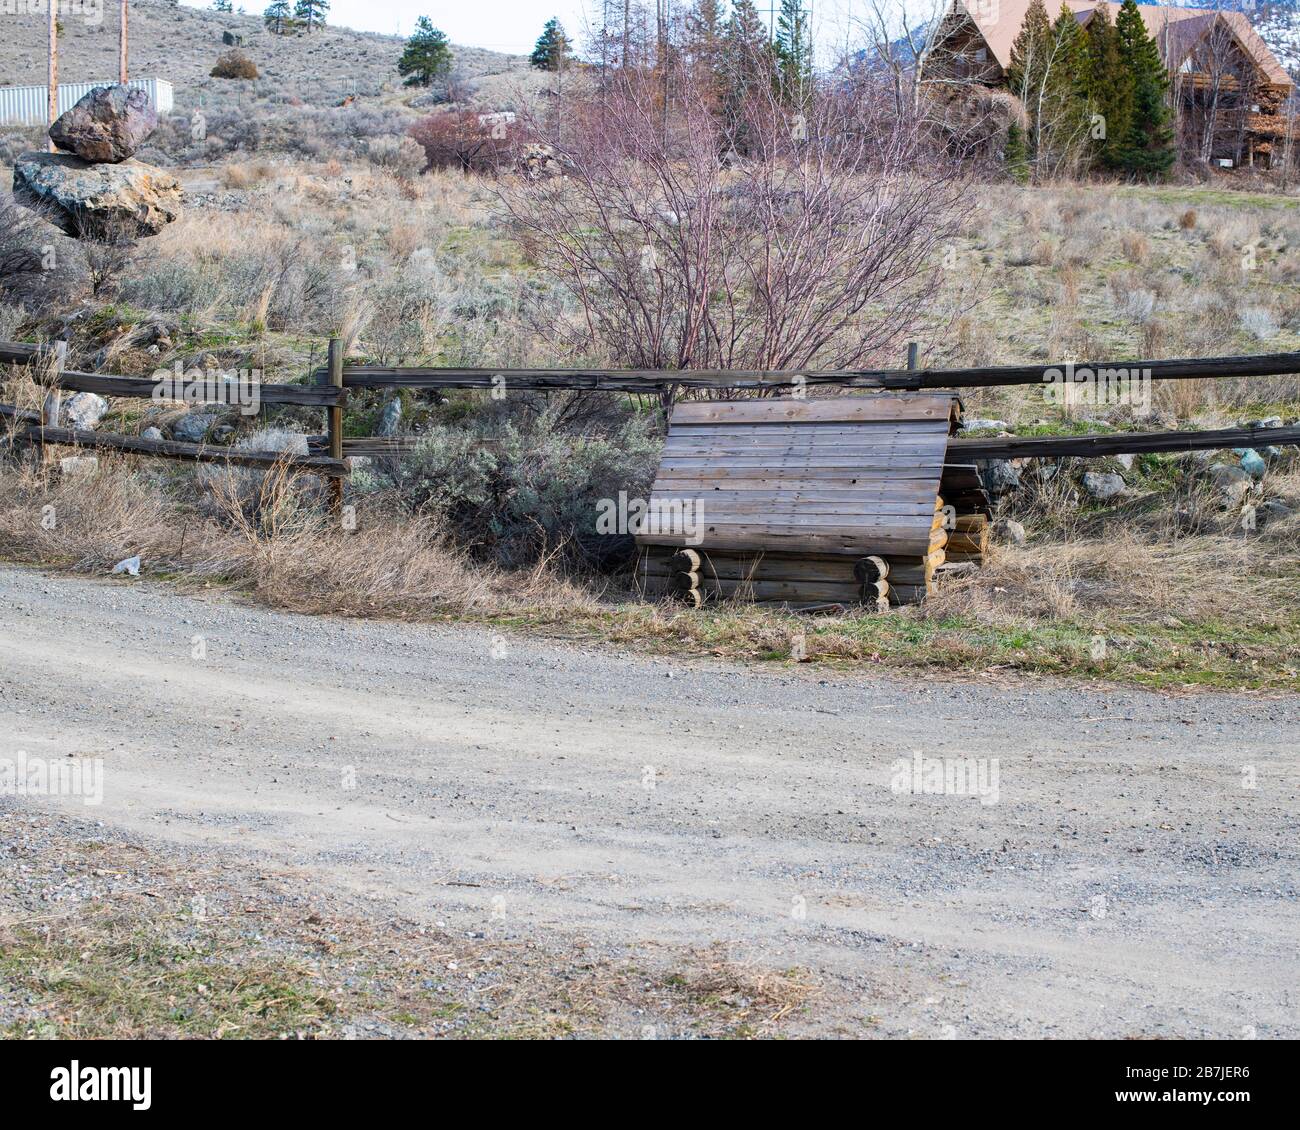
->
[635,394,963,559]
[950,0,1292,89]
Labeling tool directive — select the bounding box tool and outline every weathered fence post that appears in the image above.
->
[907,342,919,371]
[40,340,67,465]
[326,337,344,514]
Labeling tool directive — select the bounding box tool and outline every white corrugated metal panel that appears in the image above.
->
[0,78,173,126]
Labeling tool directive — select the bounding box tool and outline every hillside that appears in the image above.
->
[0,0,538,110]
[1255,1,1300,71]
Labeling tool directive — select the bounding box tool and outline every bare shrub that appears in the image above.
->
[1108,272,1157,323]
[221,161,275,188]
[365,135,426,178]
[1141,318,1168,357]
[1239,305,1278,341]
[1120,232,1150,264]
[498,63,966,381]
[211,50,260,81]
[408,110,518,174]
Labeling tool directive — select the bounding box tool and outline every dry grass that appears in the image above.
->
[0,453,600,622]
[0,813,825,1039]
[0,439,1297,690]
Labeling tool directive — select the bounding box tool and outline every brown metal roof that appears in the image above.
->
[954,0,1292,89]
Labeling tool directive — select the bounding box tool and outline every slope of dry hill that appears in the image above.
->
[0,0,536,110]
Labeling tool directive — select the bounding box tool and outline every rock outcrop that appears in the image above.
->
[13,153,182,239]
[49,86,157,164]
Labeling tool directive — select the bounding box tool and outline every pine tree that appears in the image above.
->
[685,0,726,100]
[294,0,327,33]
[1084,2,1130,170]
[530,17,570,71]
[263,0,291,35]
[1007,0,1091,176]
[774,0,812,105]
[1006,121,1031,183]
[722,0,777,154]
[399,17,452,87]
[1113,0,1175,177]
[212,0,233,12]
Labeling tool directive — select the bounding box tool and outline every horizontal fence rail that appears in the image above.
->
[325,351,1300,393]
[0,339,347,483]
[4,339,1300,505]
[18,425,348,474]
[950,423,1300,461]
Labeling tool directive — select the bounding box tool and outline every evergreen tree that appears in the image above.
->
[212,0,233,13]
[1008,0,1090,177]
[294,0,328,32]
[1006,121,1031,183]
[1084,2,1130,169]
[1113,0,1175,177]
[1048,3,1093,168]
[399,17,453,87]
[686,0,726,99]
[530,17,571,71]
[775,0,812,105]
[263,0,291,35]
[722,0,777,153]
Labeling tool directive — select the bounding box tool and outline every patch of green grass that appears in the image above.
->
[0,917,339,1039]
[1117,185,1300,211]
[503,602,1300,693]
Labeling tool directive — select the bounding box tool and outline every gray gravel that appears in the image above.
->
[1,564,1297,1038]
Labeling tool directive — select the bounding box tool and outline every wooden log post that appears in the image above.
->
[326,337,345,515]
[40,341,67,465]
[47,1,58,153]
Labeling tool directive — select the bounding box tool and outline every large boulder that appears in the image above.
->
[13,152,182,239]
[49,85,157,164]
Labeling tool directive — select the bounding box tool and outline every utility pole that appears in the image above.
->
[47,0,58,151]
[120,0,130,85]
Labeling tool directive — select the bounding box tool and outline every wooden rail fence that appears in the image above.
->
[2,338,1299,509]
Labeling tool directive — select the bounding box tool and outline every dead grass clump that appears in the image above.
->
[221,161,275,189]
[1108,272,1156,323]
[1120,232,1150,264]
[1140,318,1167,357]
[0,455,600,621]
[1178,208,1197,230]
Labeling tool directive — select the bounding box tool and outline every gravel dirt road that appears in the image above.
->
[2,564,1296,1038]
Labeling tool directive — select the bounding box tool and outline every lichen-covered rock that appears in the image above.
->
[64,392,109,430]
[49,85,157,163]
[13,152,182,239]
[992,517,1026,545]
[979,459,1021,496]
[1082,471,1125,500]
[172,412,216,443]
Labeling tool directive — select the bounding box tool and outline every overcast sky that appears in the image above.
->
[195,0,881,59]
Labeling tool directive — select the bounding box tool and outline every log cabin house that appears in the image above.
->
[929,1,1297,168]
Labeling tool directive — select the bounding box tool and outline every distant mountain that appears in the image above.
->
[1145,0,1300,75]
[1252,2,1300,72]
